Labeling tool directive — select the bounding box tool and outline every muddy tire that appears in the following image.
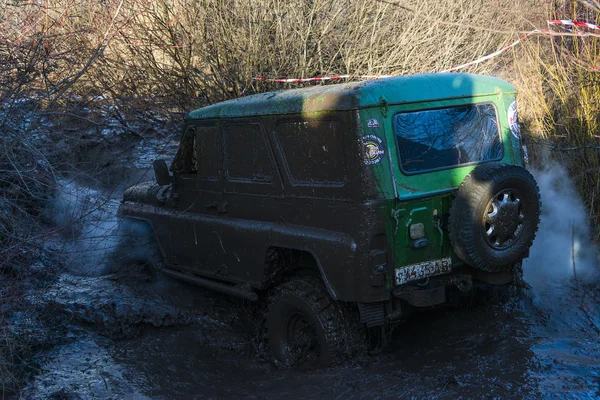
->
[266,277,355,368]
[449,163,541,272]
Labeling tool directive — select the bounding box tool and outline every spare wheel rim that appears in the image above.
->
[482,188,525,250]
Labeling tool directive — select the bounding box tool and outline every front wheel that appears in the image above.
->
[266,277,358,368]
[110,218,163,280]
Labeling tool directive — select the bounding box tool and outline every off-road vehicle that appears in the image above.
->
[117,73,541,366]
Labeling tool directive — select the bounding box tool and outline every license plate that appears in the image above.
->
[395,258,452,285]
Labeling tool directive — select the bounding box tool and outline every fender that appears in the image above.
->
[119,201,360,300]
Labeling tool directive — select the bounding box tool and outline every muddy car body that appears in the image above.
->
[118,73,541,364]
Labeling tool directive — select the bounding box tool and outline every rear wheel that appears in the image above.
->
[266,277,358,368]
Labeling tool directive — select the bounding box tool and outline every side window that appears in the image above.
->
[276,120,346,186]
[223,123,273,183]
[170,128,197,174]
[196,125,221,181]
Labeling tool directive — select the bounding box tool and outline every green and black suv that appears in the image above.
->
[118,73,541,366]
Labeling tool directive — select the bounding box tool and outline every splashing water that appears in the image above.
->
[47,180,121,276]
[525,164,598,287]
[523,164,600,397]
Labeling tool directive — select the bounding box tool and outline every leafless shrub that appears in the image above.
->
[0,1,130,394]
[100,0,535,105]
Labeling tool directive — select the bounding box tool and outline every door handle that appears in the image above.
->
[206,201,227,213]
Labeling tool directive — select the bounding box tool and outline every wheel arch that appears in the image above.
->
[264,246,342,300]
[116,215,166,267]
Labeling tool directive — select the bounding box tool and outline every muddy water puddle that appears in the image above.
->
[23,271,600,399]
[524,280,600,398]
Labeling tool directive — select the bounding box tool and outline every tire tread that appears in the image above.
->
[448,163,541,272]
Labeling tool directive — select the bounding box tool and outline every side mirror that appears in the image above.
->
[153,159,172,186]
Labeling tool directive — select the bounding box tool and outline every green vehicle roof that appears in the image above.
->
[187,73,516,119]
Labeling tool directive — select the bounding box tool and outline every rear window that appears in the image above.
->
[393,103,503,174]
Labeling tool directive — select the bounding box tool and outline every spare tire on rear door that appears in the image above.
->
[448,162,541,272]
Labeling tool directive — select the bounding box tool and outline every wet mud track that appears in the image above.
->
[22,268,600,399]
[20,163,600,399]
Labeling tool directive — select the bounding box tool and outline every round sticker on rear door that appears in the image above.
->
[363,135,385,165]
[508,101,521,139]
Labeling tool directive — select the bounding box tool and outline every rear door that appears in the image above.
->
[383,98,507,281]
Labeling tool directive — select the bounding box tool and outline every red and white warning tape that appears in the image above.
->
[253,74,391,83]
[254,20,600,83]
[441,31,539,73]
[548,19,600,31]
